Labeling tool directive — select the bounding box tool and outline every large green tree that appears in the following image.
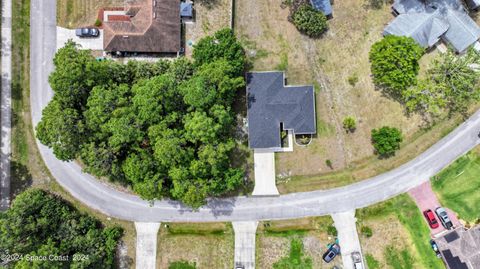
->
[371,126,403,157]
[403,48,480,115]
[0,189,122,268]
[192,28,246,76]
[369,35,424,96]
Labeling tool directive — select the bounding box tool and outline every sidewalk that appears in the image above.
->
[0,0,12,211]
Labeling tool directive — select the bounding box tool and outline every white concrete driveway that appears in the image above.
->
[56,27,103,51]
[233,221,258,269]
[134,222,160,269]
[252,150,279,196]
[332,211,365,269]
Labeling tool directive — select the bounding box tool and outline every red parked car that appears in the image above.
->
[424,209,439,229]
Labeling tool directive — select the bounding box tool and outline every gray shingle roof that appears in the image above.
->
[386,0,480,52]
[443,8,480,52]
[383,9,449,47]
[246,72,316,149]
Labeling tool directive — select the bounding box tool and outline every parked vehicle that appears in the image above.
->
[351,251,364,269]
[430,240,442,258]
[75,28,99,37]
[435,207,453,229]
[423,209,440,229]
[322,243,341,263]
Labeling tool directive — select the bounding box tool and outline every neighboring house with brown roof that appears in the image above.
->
[103,0,181,54]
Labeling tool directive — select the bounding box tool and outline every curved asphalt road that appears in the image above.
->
[30,0,480,222]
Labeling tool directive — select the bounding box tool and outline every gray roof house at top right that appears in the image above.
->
[384,0,480,53]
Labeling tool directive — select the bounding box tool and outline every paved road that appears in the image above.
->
[0,0,12,211]
[30,0,480,222]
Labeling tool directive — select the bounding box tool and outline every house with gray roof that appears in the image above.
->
[384,0,480,53]
[246,72,316,150]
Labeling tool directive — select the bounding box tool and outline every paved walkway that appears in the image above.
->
[134,222,160,269]
[408,181,461,236]
[56,27,103,51]
[0,0,12,211]
[252,150,279,196]
[332,211,365,269]
[232,221,258,269]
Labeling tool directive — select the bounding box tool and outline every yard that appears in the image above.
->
[57,0,125,28]
[256,217,343,268]
[235,0,470,193]
[156,222,234,269]
[357,194,445,269]
[184,0,232,57]
[432,146,480,223]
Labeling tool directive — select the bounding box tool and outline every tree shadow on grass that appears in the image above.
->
[10,160,33,198]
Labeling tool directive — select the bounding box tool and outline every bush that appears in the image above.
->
[94,18,102,27]
[347,74,359,86]
[361,225,373,237]
[325,159,333,169]
[292,4,328,38]
[369,35,424,96]
[371,126,403,157]
[327,224,337,236]
[343,116,356,132]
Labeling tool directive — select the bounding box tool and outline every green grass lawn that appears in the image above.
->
[357,194,444,269]
[432,149,480,222]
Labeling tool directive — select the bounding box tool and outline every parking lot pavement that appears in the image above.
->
[252,150,279,196]
[134,222,161,269]
[332,210,365,269]
[56,27,104,51]
[408,181,461,236]
[232,221,258,269]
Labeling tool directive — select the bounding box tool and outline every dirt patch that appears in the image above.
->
[184,0,232,57]
[256,235,290,269]
[156,223,234,269]
[359,215,424,268]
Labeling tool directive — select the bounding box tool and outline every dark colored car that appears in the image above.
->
[430,240,442,258]
[322,243,341,263]
[435,207,453,229]
[75,28,99,37]
[423,209,440,229]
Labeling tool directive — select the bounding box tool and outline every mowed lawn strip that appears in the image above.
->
[432,148,480,222]
[357,194,444,269]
